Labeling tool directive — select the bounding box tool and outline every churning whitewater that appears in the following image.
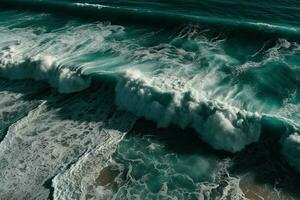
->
[1,0,300,199]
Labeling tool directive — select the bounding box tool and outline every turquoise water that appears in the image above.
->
[0,0,300,199]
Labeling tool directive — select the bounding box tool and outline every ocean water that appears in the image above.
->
[0,0,300,199]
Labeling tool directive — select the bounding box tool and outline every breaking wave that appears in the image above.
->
[1,2,300,198]
[1,52,300,174]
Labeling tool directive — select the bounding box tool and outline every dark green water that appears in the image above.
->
[0,0,300,199]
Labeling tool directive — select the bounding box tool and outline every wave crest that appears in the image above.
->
[115,70,261,152]
[0,53,91,93]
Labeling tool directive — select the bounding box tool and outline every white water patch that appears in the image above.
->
[199,160,247,200]
[53,112,136,200]
[1,17,293,119]
[0,18,125,93]
[0,54,91,93]
[52,123,222,200]
[115,70,261,153]
[0,84,135,199]
[108,136,219,200]
[115,69,300,176]
[0,79,45,138]
[74,2,112,9]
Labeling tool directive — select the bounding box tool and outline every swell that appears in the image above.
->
[1,0,300,38]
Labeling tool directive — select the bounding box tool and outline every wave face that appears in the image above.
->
[1,1,300,199]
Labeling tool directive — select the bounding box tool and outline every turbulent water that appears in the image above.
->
[0,0,300,199]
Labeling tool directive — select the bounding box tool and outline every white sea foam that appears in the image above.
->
[115,69,261,152]
[0,79,44,139]
[0,82,135,199]
[0,20,125,93]
[53,112,136,200]
[0,54,91,93]
[199,160,247,200]
[114,69,300,175]
[74,3,111,9]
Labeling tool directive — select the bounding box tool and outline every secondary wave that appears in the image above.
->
[1,0,300,37]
